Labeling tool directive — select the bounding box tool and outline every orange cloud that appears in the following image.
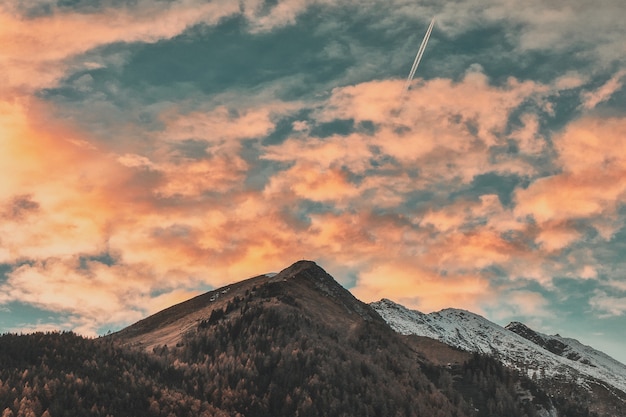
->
[0,99,123,261]
[425,229,518,271]
[515,116,626,240]
[265,163,362,205]
[421,194,522,234]
[352,260,492,314]
[3,4,621,339]
[0,90,590,336]
[156,157,249,197]
[506,290,550,317]
[303,212,380,256]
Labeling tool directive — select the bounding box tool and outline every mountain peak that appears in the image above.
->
[271,260,346,298]
[375,298,406,308]
[506,321,567,354]
[504,321,537,339]
[113,260,380,350]
[505,321,559,350]
[506,321,588,362]
[270,260,324,281]
[270,260,379,322]
[505,321,530,330]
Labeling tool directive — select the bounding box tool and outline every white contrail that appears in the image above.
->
[403,17,435,93]
[404,18,435,91]
[408,18,435,83]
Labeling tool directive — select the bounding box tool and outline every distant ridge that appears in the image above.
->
[372,298,626,416]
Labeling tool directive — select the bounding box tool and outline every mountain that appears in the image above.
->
[0,261,607,416]
[112,260,379,352]
[371,298,626,417]
[108,260,480,416]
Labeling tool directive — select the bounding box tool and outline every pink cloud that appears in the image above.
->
[504,290,550,317]
[484,289,553,330]
[159,106,284,143]
[556,117,626,174]
[0,1,241,94]
[421,194,523,234]
[434,0,626,65]
[509,113,546,155]
[263,132,373,173]
[535,223,582,252]
[318,74,545,149]
[264,163,363,205]
[589,291,626,318]
[0,255,207,335]
[243,0,311,31]
[0,258,147,327]
[581,70,626,110]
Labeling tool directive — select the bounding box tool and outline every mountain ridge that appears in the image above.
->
[0,260,611,416]
[371,298,626,416]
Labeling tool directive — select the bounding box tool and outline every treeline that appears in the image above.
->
[423,353,597,417]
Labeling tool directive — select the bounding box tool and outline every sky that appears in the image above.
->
[1,0,625,363]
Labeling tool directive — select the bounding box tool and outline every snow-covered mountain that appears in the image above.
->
[371,298,626,398]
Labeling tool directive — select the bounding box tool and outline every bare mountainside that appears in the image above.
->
[111,260,379,351]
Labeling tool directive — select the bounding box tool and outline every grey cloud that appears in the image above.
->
[2,195,40,220]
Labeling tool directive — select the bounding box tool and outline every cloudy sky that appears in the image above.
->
[1,0,626,362]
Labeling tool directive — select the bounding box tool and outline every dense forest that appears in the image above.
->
[0,262,600,417]
[0,331,223,416]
